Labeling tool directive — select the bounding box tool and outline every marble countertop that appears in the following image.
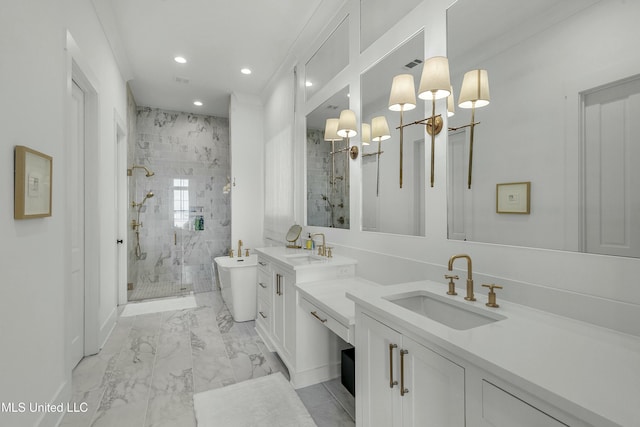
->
[255,246,357,271]
[346,280,640,427]
[296,277,381,327]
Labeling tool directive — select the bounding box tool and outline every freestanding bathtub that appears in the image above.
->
[214,254,257,322]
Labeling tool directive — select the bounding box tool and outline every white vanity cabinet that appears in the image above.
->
[357,313,465,427]
[255,247,357,388]
[271,265,296,364]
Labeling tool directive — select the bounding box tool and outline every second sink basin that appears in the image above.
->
[384,290,506,330]
[283,252,327,266]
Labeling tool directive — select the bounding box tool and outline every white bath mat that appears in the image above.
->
[193,372,317,427]
[120,294,197,317]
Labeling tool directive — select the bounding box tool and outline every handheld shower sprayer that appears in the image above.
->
[131,191,154,208]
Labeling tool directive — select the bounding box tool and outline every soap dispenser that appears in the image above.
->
[306,233,313,250]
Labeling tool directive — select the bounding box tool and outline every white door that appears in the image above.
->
[401,335,465,427]
[584,76,640,257]
[357,314,402,427]
[70,80,86,367]
[447,129,472,241]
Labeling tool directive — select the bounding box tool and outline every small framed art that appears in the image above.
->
[496,182,530,214]
[14,145,53,219]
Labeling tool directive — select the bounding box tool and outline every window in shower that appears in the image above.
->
[173,178,189,227]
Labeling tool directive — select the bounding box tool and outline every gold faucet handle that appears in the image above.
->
[444,274,458,295]
[482,284,503,308]
[229,249,234,258]
[326,247,333,258]
[245,249,250,257]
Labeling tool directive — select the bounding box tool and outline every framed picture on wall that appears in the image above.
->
[496,182,530,214]
[14,145,53,219]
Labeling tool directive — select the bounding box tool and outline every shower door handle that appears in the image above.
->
[174,232,177,245]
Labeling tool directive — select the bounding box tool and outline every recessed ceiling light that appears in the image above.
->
[174,56,187,64]
[193,101,203,106]
[305,81,313,87]
[241,68,252,75]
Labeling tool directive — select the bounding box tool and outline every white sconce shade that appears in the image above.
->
[388,74,417,111]
[361,123,371,145]
[418,56,451,100]
[447,86,455,117]
[371,116,391,142]
[324,118,343,141]
[337,109,358,138]
[458,69,490,108]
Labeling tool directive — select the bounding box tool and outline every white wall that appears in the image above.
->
[262,0,640,337]
[0,1,125,425]
[230,92,265,252]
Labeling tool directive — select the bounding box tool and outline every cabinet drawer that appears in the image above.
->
[300,297,350,343]
[482,380,568,427]
[257,257,270,273]
[257,269,271,301]
[256,297,270,325]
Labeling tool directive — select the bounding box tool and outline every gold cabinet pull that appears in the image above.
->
[258,261,267,266]
[389,343,398,388]
[276,274,282,296]
[259,311,267,319]
[310,311,327,323]
[258,282,267,289]
[400,349,409,396]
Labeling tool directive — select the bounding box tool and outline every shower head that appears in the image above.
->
[128,165,155,177]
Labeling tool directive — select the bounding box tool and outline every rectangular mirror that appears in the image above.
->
[360,0,422,53]
[447,0,640,258]
[361,31,425,236]
[305,16,349,100]
[306,86,351,229]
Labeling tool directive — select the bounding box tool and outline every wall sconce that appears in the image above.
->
[366,116,391,196]
[456,69,490,189]
[388,74,416,188]
[337,109,360,160]
[387,57,451,188]
[417,56,451,187]
[324,118,344,192]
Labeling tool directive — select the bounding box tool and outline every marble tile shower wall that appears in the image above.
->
[128,107,231,293]
[306,128,349,229]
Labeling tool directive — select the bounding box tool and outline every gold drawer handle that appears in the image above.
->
[259,311,267,319]
[258,282,267,289]
[310,311,327,323]
[389,343,398,389]
[400,349,409,396]
[258,261,267,266]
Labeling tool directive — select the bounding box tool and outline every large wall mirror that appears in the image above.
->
[447,0,640,258]
[306,86,350,229]
[361,31,426,236]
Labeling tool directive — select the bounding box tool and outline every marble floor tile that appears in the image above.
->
[61,290,353,426]
[145,390,196,427]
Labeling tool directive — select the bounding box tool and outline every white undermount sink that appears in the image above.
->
[283,252,327,266]
[384,290,506,330]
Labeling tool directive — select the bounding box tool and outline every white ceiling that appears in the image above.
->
[97,0,323,117]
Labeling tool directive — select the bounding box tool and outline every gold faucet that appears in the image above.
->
[448,254,475,301]
[237,239,243,258]
[311,233,326,257]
